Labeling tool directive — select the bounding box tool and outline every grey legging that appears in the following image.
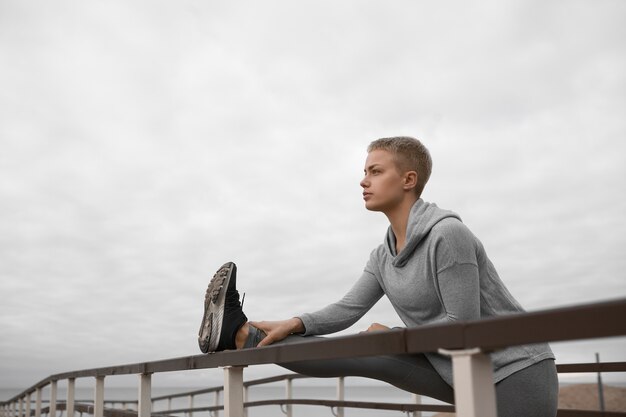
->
[270,334,558,417]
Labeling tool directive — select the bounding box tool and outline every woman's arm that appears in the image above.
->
[252,268,385,346]
[434,221,481,322]
[297,269,384,335]
[436,262,480,321]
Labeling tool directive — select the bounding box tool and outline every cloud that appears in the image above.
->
[1,0,625,389]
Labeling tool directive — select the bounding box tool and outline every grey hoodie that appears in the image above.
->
[299,199,554,385]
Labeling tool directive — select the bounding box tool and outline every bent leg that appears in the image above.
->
[495,359,558,417]
[274,335,455,404]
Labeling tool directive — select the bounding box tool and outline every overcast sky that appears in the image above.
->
[1,0,625,393]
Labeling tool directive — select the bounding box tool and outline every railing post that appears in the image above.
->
[34,388,42,417]
[49,381,57,417]
[25,393,31,417]
[66,379,75,417]
[335,377,344,417]
[284,378,292,417]
[222,366,245,417]
[439,348,497,417]
[210,390,220,417]
[138,373,151,417]
[188,395,194,417]
[595,352,606,411]
[94,377,105,417]
[409,393,422,417]
[242,387,248,417]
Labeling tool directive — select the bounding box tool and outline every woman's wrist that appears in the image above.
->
[290,317,305,334]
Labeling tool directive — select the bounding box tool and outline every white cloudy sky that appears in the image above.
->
[1,0,625,393]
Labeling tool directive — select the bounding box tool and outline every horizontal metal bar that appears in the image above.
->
[47,329,409,381]
[250,399,454,413]
[165,399,455,414]
[150,374,310,401]
[28,403,174,417]
[53,299,626,382]
[556,409,626,417]
[3,298,625,405]
[244,373,309,387]
[150,387,221,401]
[460,298,626,350]
[556,361,626,373]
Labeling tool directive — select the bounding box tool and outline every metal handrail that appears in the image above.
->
[2,298,625,417]
[12,361,626,407]
[27,401,626,417]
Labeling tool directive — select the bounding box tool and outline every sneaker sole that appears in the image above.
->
[198,261,235,353]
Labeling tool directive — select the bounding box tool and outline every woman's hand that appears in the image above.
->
[363,322,391,332]
[250,318,304,347]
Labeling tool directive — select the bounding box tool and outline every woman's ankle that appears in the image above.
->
[235,322,249,349]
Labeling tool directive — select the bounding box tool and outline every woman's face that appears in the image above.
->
[360,149,410,213]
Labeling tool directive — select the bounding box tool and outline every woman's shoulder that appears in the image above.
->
[429,217,479,264]
[364,244,387,274]
[368,243,388,263]
[430,216,473,240]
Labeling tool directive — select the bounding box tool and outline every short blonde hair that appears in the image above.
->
[367,136,432,197]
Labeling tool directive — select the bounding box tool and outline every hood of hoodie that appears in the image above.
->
[385,199,462,267]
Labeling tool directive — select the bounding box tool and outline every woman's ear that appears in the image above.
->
[403,171,418,191]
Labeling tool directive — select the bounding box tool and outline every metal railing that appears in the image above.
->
[1,298,625,417]
[7,366,626,417]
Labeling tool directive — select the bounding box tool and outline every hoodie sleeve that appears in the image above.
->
[298,262,384,336]
[433,221,481,322]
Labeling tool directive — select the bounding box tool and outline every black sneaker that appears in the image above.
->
[198,261,248,353]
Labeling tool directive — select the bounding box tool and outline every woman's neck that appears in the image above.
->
[385,196,418,254]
